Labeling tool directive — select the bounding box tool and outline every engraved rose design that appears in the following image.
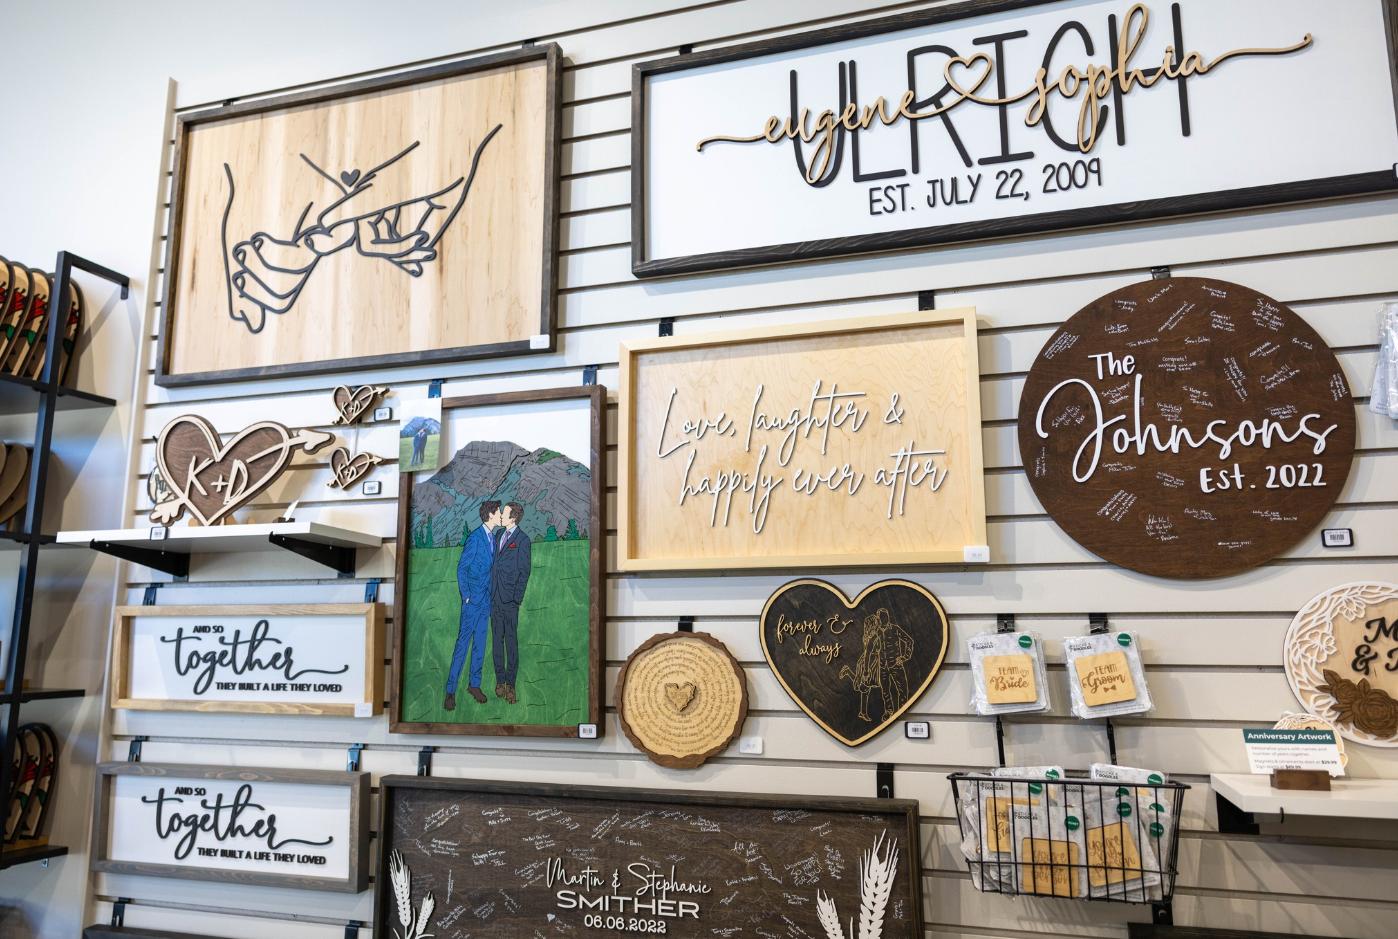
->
[1317,669,1398,739]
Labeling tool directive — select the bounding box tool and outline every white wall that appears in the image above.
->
[1,1,1396,936]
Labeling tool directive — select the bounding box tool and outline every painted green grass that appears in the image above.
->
[399,434,440,470]
[401,539,590,725]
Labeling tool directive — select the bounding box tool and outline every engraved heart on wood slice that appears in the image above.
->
[331,384,388,425]
[152,414,334,526]
[760,579,949,746]
[664,682,697,712]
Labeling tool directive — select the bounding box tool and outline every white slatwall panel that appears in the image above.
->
[41,1,1398,936]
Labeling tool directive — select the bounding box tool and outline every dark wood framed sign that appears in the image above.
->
[375,777,924,939]
[761,579,949,746]
[1017,277,1356,579]
[90,762,370,892]
[391,385,604,737]
[157,44,563,385]
[632,0,1398,277]
[110,604,385,716]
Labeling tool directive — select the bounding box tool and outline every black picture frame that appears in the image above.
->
[630,0,1398,278]
[156,43,564,386]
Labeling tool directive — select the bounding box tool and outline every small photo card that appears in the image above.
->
[398,395,443,472]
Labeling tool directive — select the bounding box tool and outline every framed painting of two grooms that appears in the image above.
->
[391,385,604,737]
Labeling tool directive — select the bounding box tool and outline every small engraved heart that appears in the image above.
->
[152,415,333,526]
[340,169,361,188]
[664,682,696,712]
[326,446,385,490]
[331,384,388,425]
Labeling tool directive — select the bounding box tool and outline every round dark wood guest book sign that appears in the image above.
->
[1017,277,1355,579]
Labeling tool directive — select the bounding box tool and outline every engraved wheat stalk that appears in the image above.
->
[813,830,898,939]
[389,849,437,939]
[857,831,898,939]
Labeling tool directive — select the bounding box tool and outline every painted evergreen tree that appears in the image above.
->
[545,525,558,541]
[564,519,580,540]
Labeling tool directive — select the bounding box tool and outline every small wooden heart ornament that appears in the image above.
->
[664,682,697,712]
[761,579,949,746]
[151,415,334,526]
[326,446,385,490]
[331,384,388,425]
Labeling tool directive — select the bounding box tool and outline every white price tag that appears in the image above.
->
[529,334,551,350]
[578,723,598,739]
[354,702,373,718]
[149,527,167,541]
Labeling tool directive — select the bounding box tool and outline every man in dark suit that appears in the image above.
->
[490,501,532,704]
[444,500,501,711]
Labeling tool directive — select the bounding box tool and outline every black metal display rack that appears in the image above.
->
[1,252,128,870]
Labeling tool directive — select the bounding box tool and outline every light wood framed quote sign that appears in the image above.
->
[91,763,370,892]
[110,604,385,716]
[156,44,562,385]
[632,0,1398,277]
[617,310,987,570]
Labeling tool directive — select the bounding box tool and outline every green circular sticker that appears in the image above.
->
[1046,769,1061,779]
[1117,802,1133,818]
[1018,635,1033,648]
[1115,786,1130,797]
[1065,816,1081,831]
[1117,633,1132,647]
[1029,782,1043,794]
[1150,803,1166,814]
[1149,822,1165,837]
[1147,773,1163,785]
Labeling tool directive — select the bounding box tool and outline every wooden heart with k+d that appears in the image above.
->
[760,579,948,746]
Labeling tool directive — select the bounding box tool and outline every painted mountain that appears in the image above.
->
[411,440,590,547]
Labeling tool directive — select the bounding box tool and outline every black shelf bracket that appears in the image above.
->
[364,578,381,603]
[1214,791,1260,835]
[1088,612,1109,634]
[1150,266,1172,280]
[89,540,189,578]
[418,746,436,776]
[1151,900,1174,925]
[345,921,363,939]
[127,736,147,762]
[918,290,936,310]
[111,897,131,926]
[677,616,694,633]
[659,317,675,337]
[582,365,598,386]
[347,743,365,772]
[268,533,357,577]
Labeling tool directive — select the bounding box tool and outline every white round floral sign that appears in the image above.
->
[1284,582,1398,747]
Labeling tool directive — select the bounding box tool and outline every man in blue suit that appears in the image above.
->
[444,500,502,710]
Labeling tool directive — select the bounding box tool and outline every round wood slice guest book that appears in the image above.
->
[1017,277,1355,579]
[616,631,748,769]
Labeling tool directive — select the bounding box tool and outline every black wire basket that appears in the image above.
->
[948,772,1188,903]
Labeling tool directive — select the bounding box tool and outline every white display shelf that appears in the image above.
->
[55,522,382,577]
[1211,773,1398,820]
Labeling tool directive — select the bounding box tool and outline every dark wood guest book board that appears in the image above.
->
[376,778,923,939]
[1017,277,1355,579]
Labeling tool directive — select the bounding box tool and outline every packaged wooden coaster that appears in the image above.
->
[1063,631,1152,719]
[968,631,1051,715]
[1012,803,1087,899]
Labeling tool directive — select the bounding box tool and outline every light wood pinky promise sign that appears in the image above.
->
[617,310,987,570]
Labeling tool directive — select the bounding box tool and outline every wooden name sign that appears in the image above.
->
[618,310,987,570]
[761,579,949,746]
[633,0,1398,276]
[376,777,923,939]
[110,604,384,716]
[91,763,369,892]
[157,45,563,386]
[1285,583,1398,747]
[1017,278,1355,578]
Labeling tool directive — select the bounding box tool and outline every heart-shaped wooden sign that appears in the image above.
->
[326,447,384,490]
[331,384,388,425]
[761,579,948,746]
[151,414,334,526]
